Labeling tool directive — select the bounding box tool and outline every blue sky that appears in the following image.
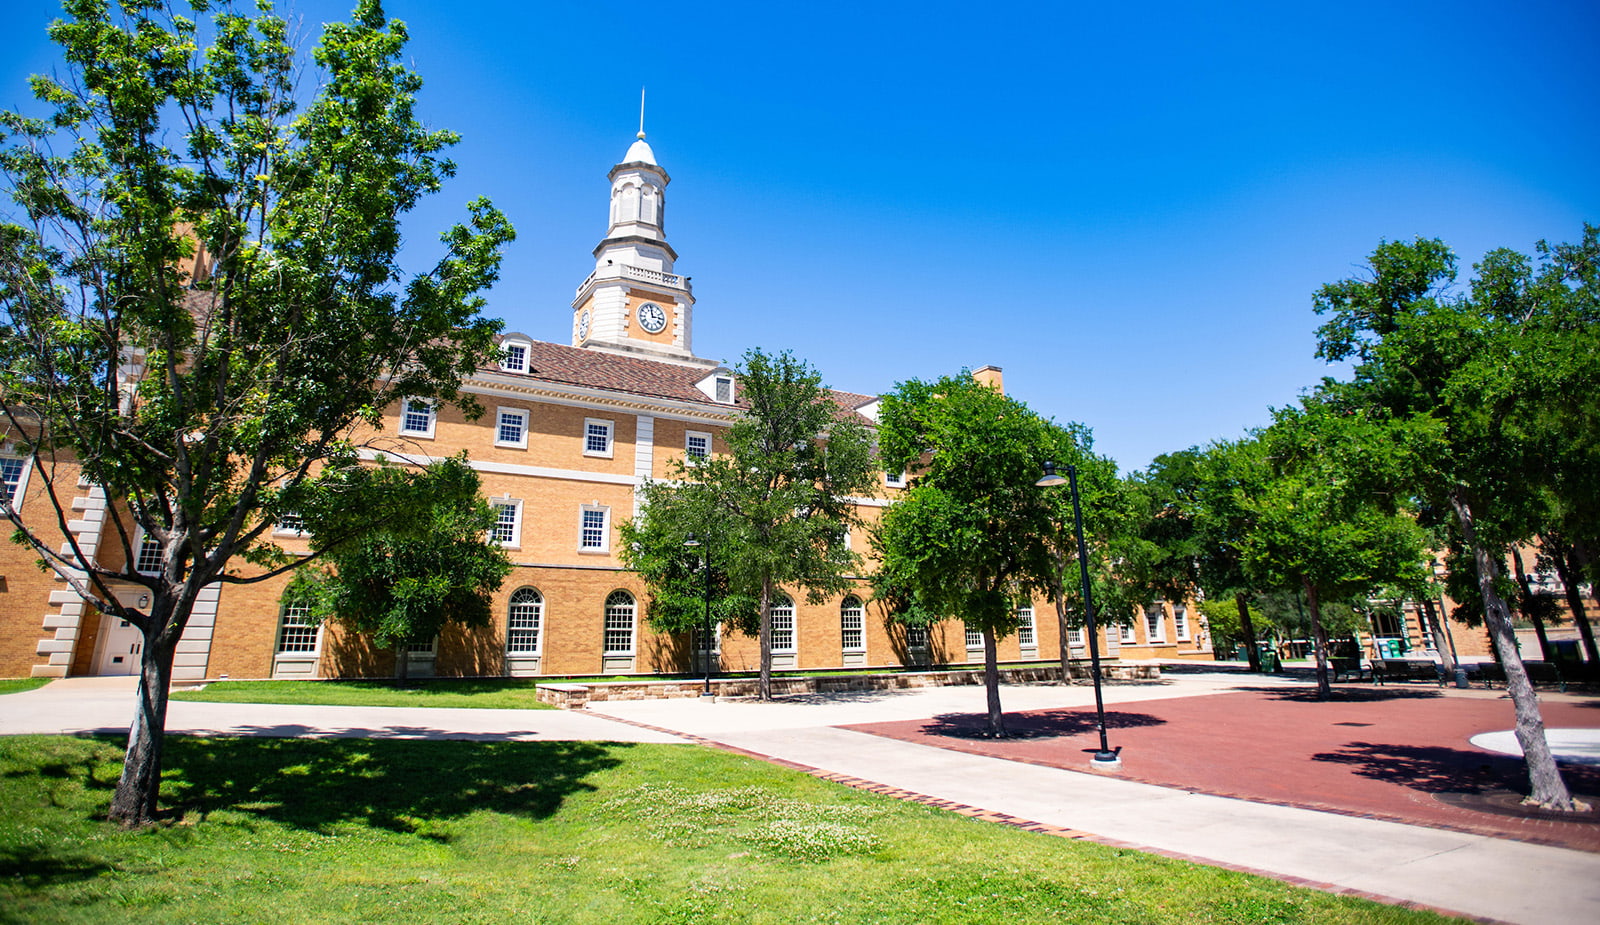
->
[3,0,1596,471]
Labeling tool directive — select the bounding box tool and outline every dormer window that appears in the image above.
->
[694,369,737,405]
[714,376,733,404]
[500,339,530,373]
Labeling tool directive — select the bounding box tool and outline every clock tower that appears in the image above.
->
[571,130,706,365]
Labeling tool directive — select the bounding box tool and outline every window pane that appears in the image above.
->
[0,457,24,504]
[581,509,606,548]
[686,433,709,459]
[964,622,982,649]
[604,591,635,653]
[714,377,732,403]
[501,343,527,372]
[135,534,163,574]
[507,587,542,654]
[401,399,433,434]
[770,596,795,652]
[1017,606,1035,646]
[585,422,610,453]
[841,597,864,650]
[906,624,928,648]
[493,504,519,544]
[276,602,319,653]
[498,410,525,444]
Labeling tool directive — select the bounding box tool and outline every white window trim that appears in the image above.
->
[840,597,865,653]
[276,602,322,655]
[1120,620,1138,644]
[492,498,523,549]
[603,590,636,655]
[1144,605,1167,644]
[713,375,735,404]
[964,622,984,651]
[883,470,905,488]
[0,453,33,511]
[1174,604,1191,641]
[273,512,307,537]
[495,406,530,449]
[685,430,712,464]
[1017,605,1036,647]
[399,397,437,439]
[769,596,796,654]
[499,339,531,373]
[583,418,614,459]
[578,504,610,553]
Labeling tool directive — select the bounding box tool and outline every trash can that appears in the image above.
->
[1257,646,1279,673]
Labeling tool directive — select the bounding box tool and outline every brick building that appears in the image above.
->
[1,132,1214,681]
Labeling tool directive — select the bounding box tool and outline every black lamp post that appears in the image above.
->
[1037,461,1121,770]
[683,533,715,696]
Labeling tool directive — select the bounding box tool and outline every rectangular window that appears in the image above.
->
[0,457,26,506]
[770,599,796,652]
[1017,606,1036,647]
[1144,605,1166,643]
[276,603,320,654]
[1120,620,1137,644]
[406,638,436,654]
[906,624,929,649]
[400,398,436,438]
[714,376,733,404]
[135,533,163,575]
[491,501,521,546]
[584,418,613,457]
[500,341,529,373]
[1174,604,1190,641]
[274,511,305,535]
[579,506,609,551]
[685,430,711,462]
[841,599,864,651]
[884,470,904,487]
[964,622,983,650]
[496,408,528,448]
[1068,626,1085,646]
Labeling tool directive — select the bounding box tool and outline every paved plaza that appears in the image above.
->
[4,671,1599,924]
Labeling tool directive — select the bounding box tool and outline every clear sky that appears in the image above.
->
[3,0,1596,471]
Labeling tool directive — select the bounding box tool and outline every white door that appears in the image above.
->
[96,615,144,675]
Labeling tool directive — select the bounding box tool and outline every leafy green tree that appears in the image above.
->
[622,349,875,700]
[286,457,511,676]
[873,373,1062,736]
[1240,400,1428,698]
[0,0,511,825]
[1314,233,1596,809]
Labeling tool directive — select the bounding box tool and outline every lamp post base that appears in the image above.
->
[1090,751,1122,771]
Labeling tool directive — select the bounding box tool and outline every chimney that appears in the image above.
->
[972,365,1004,394]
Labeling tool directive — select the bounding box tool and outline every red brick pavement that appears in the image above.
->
[842,686,1600,853]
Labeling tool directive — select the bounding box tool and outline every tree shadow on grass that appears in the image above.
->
[918,709,1166,740]
[156,735,627,835]
[1312,740,1600,798]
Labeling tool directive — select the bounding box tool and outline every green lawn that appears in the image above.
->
[171,678,556,710]
[0,736,1459,924]
[0,678,51,695]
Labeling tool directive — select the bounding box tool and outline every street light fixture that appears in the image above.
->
[683,533,716,696]
[1037,461,1121,770]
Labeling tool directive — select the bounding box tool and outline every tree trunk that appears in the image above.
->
[1451,491,1576,810]
[757,578,773,701]
[982,626,1005,736]
[107,624,176,827]
[1421,597,1458,676]
[1511,547,1553,661]
[1303,579,1331,699]
[1235,591,1261,672]
[1550,539,1600,673]
[395,644,410,680]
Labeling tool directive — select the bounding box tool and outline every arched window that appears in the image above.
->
[840,596,864,652]
[507,588,543,655]
[769,594,795,653]
[604,590,636,655]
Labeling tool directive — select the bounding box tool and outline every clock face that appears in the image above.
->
[577,309,590,341]
[637,302,667,334]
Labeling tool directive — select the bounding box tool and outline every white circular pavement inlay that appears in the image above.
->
[1469,728,1600,765]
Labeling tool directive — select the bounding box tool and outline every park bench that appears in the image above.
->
[1471,660,1567,693]
[1371,658,1445,687]
[1329,656,1367,683]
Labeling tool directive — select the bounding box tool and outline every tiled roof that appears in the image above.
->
[487,339,876,423]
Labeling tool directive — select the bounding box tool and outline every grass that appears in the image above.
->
[0,735,1462,924]
[0,678,51,695]
[170,678,556,710]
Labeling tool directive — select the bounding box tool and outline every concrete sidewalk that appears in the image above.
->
[588,675,1600,925]
[0,676,682,743]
